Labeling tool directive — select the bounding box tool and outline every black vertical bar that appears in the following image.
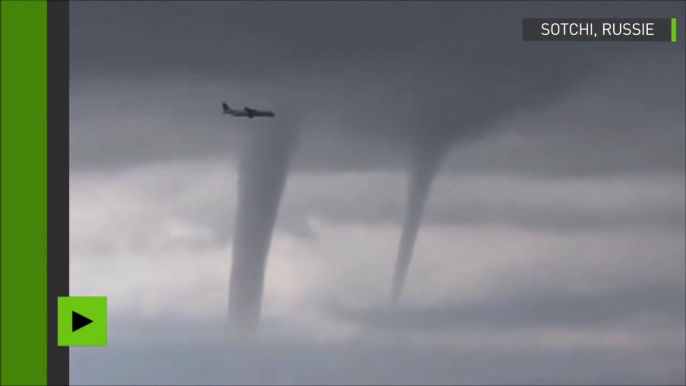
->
[47,0,70,384]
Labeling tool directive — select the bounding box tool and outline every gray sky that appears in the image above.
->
[70,1,685,384]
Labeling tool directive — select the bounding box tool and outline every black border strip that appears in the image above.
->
[47,0,70,384]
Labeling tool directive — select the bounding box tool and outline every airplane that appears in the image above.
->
[222,102,275,118]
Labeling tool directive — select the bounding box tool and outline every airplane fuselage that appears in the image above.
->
[222,103,275,118]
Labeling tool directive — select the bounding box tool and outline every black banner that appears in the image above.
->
[523,18,676,42]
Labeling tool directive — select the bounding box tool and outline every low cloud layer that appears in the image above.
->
[70,142,685,384]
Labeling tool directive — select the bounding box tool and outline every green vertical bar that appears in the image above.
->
[1,1,48,385]
[672,18,677,42]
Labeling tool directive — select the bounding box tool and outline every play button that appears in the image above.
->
[72,311,93,332]
[58,296,108,346]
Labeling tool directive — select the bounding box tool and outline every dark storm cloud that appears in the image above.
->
[69,1,685,173]
[70,1,682,78]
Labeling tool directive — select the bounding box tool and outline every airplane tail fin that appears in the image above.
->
[222,102,232,114]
